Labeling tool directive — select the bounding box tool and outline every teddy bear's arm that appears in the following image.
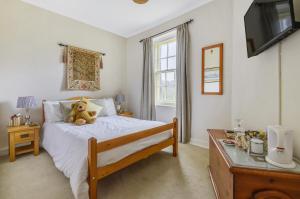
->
[66,109,76,123]
[80,111,96,124]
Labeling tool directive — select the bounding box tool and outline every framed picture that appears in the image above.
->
[202,43,223,95]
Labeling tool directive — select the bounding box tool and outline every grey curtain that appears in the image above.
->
[140,38,156,120]
[176,23,191,143]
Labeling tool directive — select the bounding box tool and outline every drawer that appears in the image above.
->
[15,131,34,143]
[235,173,300,199]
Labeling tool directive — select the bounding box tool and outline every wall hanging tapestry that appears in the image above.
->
[66,46,103,91]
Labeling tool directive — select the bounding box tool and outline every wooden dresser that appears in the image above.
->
[208,129,300,199]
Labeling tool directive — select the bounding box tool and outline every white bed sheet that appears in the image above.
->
[42,116,172,199]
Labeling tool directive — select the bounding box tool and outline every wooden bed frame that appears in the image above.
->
[42,97,178,199]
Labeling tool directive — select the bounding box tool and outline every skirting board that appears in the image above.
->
[0,147,8,156]
[190,138,209,149]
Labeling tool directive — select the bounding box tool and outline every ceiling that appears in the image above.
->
[22,0,212,38]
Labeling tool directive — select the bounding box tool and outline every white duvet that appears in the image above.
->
[42,116,171,199]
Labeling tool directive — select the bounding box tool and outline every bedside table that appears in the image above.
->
[8,125,41,162]
[118,112,134,117]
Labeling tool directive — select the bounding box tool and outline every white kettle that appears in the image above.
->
[266,126,296,169]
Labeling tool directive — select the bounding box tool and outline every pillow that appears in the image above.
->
[92,98,117,116]
[43,101,64,123]
[104,98,117,116]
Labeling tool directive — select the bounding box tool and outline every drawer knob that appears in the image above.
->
[269,178,275,183]
[20,134,29,138]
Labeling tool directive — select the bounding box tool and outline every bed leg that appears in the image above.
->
[172,118,178,157]
[88,138,97,199]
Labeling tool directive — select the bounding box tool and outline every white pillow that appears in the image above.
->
[43,101,64,123]
[92,98,117,116]
[91,99,106,116]
[104,98,117,116]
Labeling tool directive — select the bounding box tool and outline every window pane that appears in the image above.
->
[168,42,176,56]
[166,86,176,102]
[160,73,166,86]
[160,86,167,102]
[160,58,167,71]
[166,71,175,86]
[160,44,168,58]
[168,57,176,69]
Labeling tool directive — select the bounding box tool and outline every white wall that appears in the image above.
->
[126,0,233,148]
[0,0,126,153]
[232,0,300,158]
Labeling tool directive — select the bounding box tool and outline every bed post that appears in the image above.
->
[42,100,46,125]
[88,138,97,199]
[172,117,178,157]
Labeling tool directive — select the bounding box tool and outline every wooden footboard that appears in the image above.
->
[88,117,178,199]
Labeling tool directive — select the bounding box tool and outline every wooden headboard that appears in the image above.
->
[42,96,93,125]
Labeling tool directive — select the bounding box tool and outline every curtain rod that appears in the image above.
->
[58,43,106,56]
[139,19,194,43]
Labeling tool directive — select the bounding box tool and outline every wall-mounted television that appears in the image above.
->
[244,0,300,58]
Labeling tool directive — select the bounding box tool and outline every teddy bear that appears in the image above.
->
[67,99,97,125]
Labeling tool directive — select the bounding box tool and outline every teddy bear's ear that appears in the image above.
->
[81,97,89,103]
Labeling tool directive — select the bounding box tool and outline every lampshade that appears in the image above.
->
[16,96,37,108]
[115,94,125,104]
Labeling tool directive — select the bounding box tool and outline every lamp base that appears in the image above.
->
[24,114,31,126]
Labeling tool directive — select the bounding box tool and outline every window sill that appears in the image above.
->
[155,104,176,108]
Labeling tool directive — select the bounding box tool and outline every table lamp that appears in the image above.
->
[115,94,125,113]
[17,96,37,125]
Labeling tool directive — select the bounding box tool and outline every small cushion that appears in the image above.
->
[91,99,107,116]
[60,101,77,121]
[87,101,103,117]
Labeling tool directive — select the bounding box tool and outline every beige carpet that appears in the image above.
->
[0,144,215,199]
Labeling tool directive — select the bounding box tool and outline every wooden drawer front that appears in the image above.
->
[209,138,233,199]
[15,131,34,143]
[235,174,300,199]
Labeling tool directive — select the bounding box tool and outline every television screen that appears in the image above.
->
[245,0,293,57]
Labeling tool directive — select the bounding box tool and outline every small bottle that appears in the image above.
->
[234,119,245,135]
[234,119,245,148]
[8,119,13,127]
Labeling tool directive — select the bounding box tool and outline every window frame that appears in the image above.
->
[153,35,177,107]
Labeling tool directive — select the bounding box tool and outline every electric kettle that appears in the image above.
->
[266,126,296,169]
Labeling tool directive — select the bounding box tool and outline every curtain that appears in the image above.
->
[140,38,156,120]
[176,23,191,143]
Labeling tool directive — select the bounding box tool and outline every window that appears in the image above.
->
[153,32,176,106]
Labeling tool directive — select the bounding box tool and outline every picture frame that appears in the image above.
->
[201,43,224,95]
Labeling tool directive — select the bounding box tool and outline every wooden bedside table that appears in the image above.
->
[118,112,134,117]
[8,124,41,162]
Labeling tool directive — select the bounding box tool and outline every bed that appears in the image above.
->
[42,97,178,199]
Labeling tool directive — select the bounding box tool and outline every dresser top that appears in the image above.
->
[208,129,300,177]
